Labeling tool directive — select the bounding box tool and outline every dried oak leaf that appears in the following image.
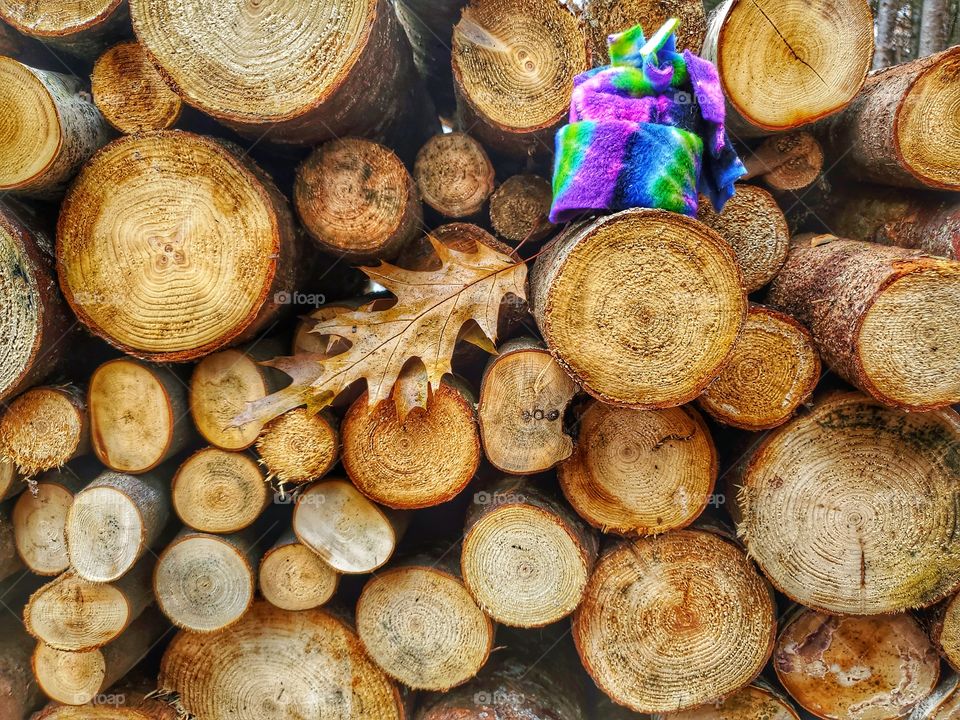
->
[235,237,527,425]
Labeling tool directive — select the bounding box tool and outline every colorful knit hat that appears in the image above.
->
[549,21,746,223]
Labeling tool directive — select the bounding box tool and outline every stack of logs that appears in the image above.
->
[0,0,958,718]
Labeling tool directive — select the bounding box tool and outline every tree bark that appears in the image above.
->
[0,0,128,59]
[874,0,902,68]
[0,385,90,477]
[414,133,495,222]
[766,234,960,410]
[170,448,268,534]
[92,41,183,134]
[258,530,338,612]
[920,0,952,55]
[255,409,339,487]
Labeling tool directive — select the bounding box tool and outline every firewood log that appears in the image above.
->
[414,133,495,221]
[701,0,873,136]
[255,409,339,487]
[0,385,89,477]
[477,337,576,475]
[573,529,776,714]
[930,594,960,673]
[130,0,423,146]
[13,463,96,575]
[92,41,182,134]
[820,47,960,191]
[774,608,938,720]
[0,459,23,502]
[32,607,168,707]
[558,399,717,536]
[189,341,288,452]
[342,378,481,509]
[578,0,706,62]
[171,448,268,534]
[159,601,409,720]
[0,59,110,197]
[356,549,494,691]
[0,201,72,402]
[734,392,960,615]
[65,469,171,582]
[697,305,820,431]
[0,501,23,582]
[816,184,959,260]
[88,359,192,473]
[451,0,589,157]
[741,132,824,192]
[25,558,154,652]
[461,476,597,627]
[0,0,127,58]
[57,131,299,362]
[292,479,408,574]
[766,235,960,410]
[295,138,422,262]
[33,694,177,720]
[154,529,258,633]
[651,680,801,720]
[258,530,338,612]
[0,576,45,719]
[909,674,960,720]
[488,174,553,245]
[531,209,746,408]
[697,184,790,292]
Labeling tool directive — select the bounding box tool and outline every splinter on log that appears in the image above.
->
[0,58,110,197]
[295,138,421,262]
[774,608,939,720]
[740,132,824,192]
[736,392,960,615]
[766,235,960,410]
[159,601,409,720]
[0,201,71,402]
[356,550,494,691]
[488,175,553,245]
[697,184,790,292]
[0,385,89,476]
[154,529,258,633]
[701,0,873,135]
[342,377,481,509]
[190,341,289,451]
[451,0,589,157]
[130,0,420,145]
[461,477,598,627]
[414,133,495,221]
[13,463,95,575]
[477,337,577,475]
[0,0,127,58]
[930,593,960,672]
[531,209,746,408]
[92,42,183,134]
[256,409,339,487]
[574,529,776,714]
[171,448,269,534]
[66,469,171,582]
[88,359,192,473]
[32,607,168,706]
[558,399,717,536]
[578,0,705,63]
[25,558,154,652]
[656,681,801,720]
[57,131,298,361]
[293,479,408,574]
[697,305,820,431]
[821,47,960,191]
[259,530,338,612]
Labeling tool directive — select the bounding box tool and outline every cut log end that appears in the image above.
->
[488,174,553,245]
[0,386,87,476]
[697,306,820,431]
[67,486,145,583]
[895,47,960,190]
[92,41,182,133]
[934,594,960,673]
[33,643,106,706]
[342,384,481,509]
[13,476,75,575]
[582,0,706,62]
[414,133,494,219]
[357,565,493,691]
[743,132,824,192]
[25,572,131,651]
[697,184,789,292]
[256,409,339,486]
[259,538,338,612]
[295,138,421,261]
[574,530,775,714]
[0,58,61,191]
[531,209,746,408]
[774,610,939,720]
[0,0,122,41]
[172,448,268,534]
[559,400,717,536]
[739,393,960,614]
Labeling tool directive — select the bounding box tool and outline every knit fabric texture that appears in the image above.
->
[549,23,746,223]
